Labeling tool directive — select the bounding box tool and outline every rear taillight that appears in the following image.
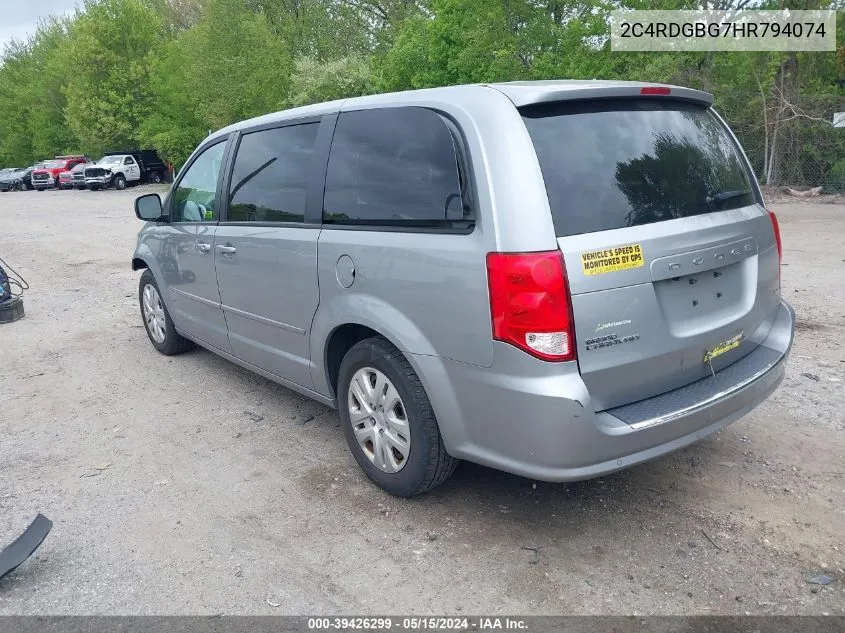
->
[768,210,782,289]
[486,251,576,362]
[768,210,782,263]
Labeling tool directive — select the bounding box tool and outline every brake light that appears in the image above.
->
[767,210,782,263]
[768,209,782,289]
[640,86,671,95]
[486,251,576,362]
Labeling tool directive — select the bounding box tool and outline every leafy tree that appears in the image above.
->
[0,0,841,188]
[61,0,165,155]
[0,17,78,165]
[289,56,373,107]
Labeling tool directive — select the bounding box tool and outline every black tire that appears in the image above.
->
[150,171,162,184]
[138,269,193,356]
[0,296,25,323]
[14,181,24,192]
[114,174,126,190]
[337,337,458,497]
[88,184,100,191]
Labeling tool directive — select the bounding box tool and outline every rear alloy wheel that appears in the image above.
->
[338,337,458,497]
[150,171,162,184]
[348,367,412,474]
[14,181,24,192]
[114,174,126,190]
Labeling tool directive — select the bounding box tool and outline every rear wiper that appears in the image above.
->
[705,190,752,206]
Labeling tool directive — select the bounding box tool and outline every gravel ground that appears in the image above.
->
[0,187,843,615]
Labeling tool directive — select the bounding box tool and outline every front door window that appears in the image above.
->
[171,143,226,222]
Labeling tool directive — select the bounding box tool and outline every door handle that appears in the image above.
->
[194,241,211,253]
[216,244,237,255]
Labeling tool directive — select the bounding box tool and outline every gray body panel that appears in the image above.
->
[560,208,780,410]
[134,80,793,482]
[153,223,231,353]
[311,229,494,381]
[214,225,320,388]
[414,301,792,481]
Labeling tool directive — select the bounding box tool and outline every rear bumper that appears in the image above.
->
[415,300,794,482]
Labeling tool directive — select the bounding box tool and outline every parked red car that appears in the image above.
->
[31,155,89,191]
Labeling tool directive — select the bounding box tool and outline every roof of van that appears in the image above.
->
[206,80,713,143]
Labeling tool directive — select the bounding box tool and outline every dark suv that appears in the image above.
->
[0,164,42,192]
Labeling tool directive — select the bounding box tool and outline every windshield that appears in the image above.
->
[41,160,65,169]
[97,156,123,165]
[521,99,756,237]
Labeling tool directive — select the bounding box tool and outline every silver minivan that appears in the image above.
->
[132,80,794,497]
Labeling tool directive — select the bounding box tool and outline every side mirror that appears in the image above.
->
[135,193,165,221]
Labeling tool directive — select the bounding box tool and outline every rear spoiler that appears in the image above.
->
[488,81,713,108]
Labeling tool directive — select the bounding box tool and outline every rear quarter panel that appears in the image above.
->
[310,228,491,393]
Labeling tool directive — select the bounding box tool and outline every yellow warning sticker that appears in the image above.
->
[581,244,644,276]
[704,332,743,363]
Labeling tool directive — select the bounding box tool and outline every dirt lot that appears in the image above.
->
[0,188,843,615]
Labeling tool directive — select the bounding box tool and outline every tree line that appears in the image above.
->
[0,0,843,187]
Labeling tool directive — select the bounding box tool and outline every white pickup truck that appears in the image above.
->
[84,151,166,190]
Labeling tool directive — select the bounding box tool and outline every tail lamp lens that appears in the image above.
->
[768,209,782,289]
[486,251,576,362]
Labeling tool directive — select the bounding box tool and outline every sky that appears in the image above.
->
[0,0,77,51]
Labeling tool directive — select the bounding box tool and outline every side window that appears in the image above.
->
[227,123,319,223]
[323,107,467,227]
[124,157,135,165]
[171,141,226,223]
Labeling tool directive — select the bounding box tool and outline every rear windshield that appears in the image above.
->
[521,99,756,237]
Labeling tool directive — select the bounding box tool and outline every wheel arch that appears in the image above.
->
[131,247,171,311]
[311,293,442,402]
[324,323,383,400]
[318,319,438,403]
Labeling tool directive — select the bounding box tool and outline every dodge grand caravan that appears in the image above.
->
[132,80,794,497]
